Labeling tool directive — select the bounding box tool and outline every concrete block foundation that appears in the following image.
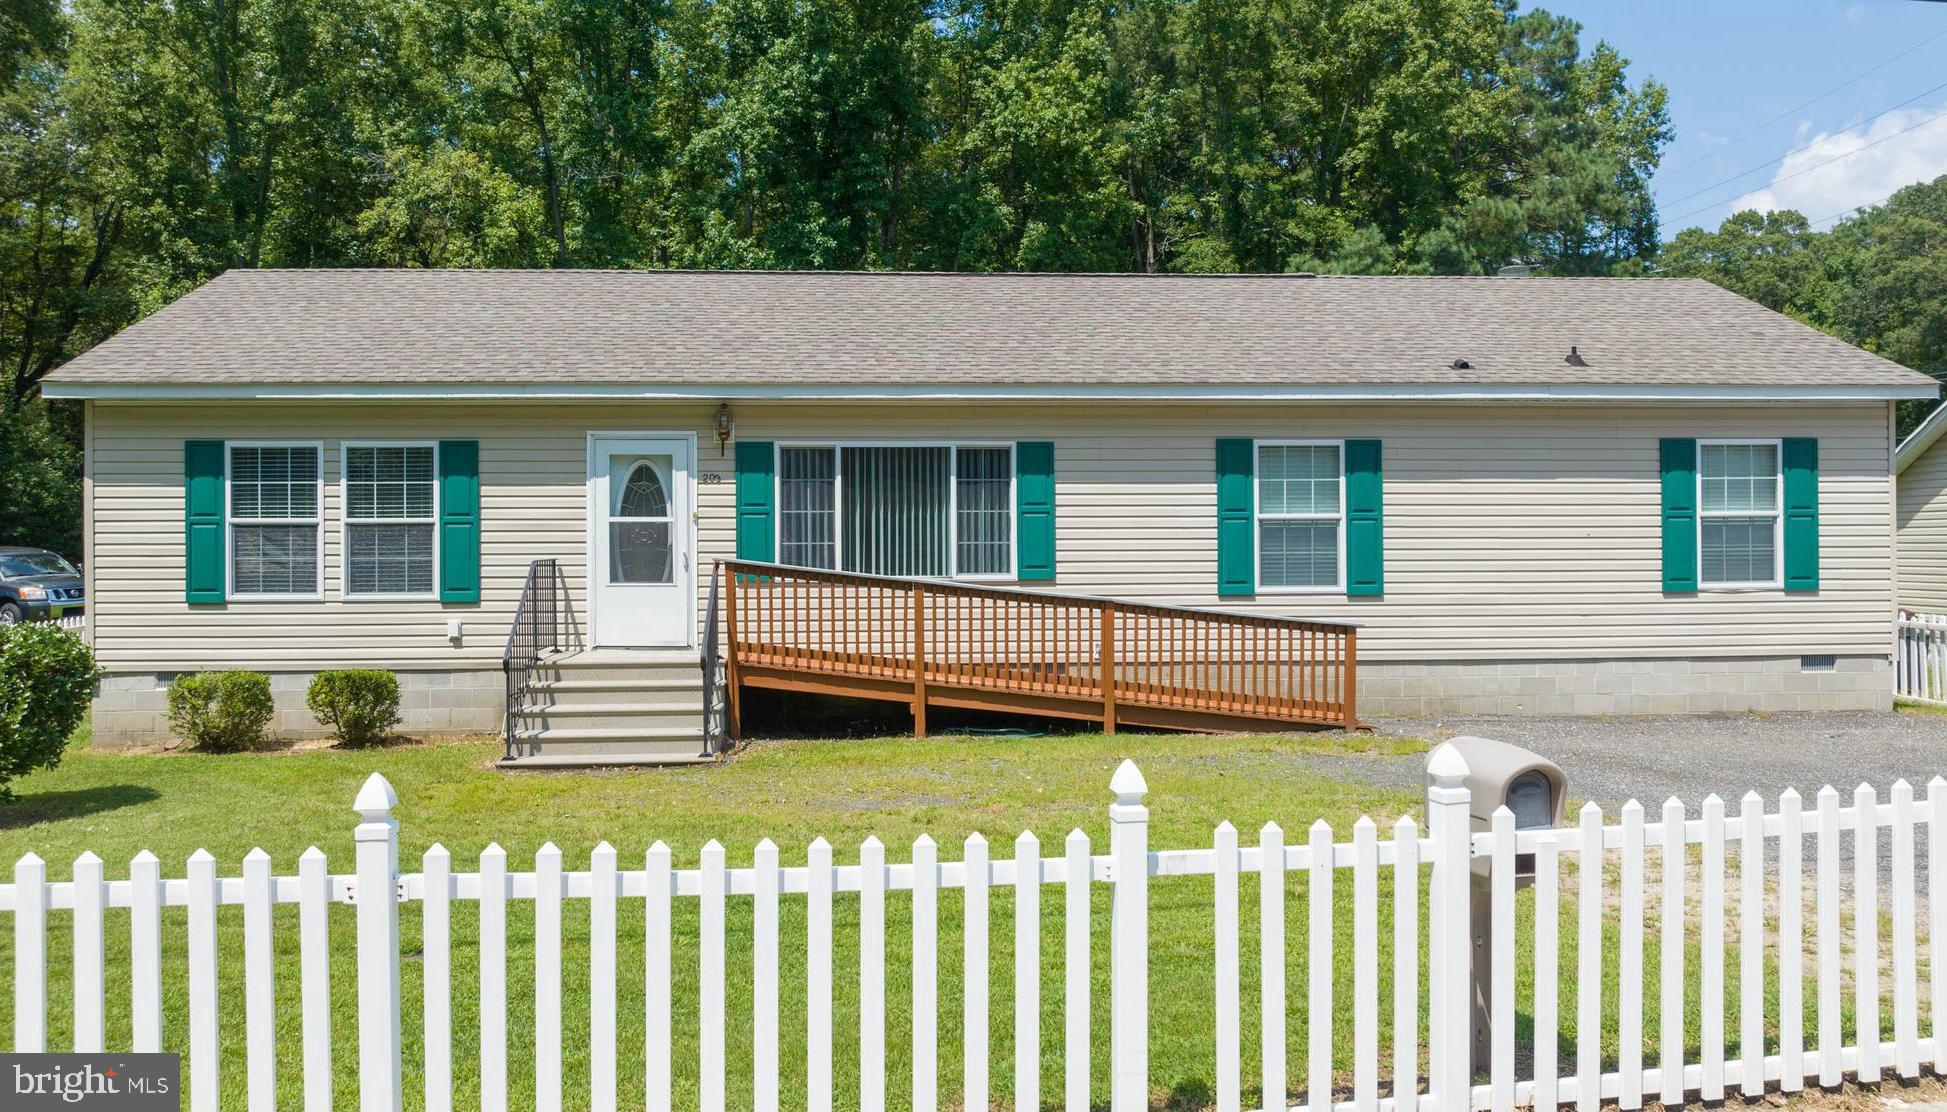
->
[90,670,506,747]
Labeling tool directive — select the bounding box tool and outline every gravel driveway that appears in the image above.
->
[1365,709,1947,894]
[1369,710,1947,810]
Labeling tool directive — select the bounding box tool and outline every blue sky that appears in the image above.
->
[1537,0,1947,237]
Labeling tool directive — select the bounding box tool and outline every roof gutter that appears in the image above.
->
[39,381,1943,403]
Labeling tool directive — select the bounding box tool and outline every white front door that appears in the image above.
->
[589,435,693,647]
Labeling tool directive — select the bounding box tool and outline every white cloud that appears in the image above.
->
[1725,102,1947,225]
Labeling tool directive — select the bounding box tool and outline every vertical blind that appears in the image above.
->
[777,445,1012,577]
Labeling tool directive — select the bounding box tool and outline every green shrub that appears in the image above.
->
[305,669,402,746]
[166,671,275,751]
[0,623,101,801]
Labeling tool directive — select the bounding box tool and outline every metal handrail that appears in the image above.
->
[700,563,727,755]
[501,559,581,759]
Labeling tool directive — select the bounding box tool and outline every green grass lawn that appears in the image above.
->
[0,728,1908,1112]
[1,729,1432,1112]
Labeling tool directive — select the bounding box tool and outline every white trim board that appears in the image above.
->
[40,381,1941,403]
[1897,402,1947,473]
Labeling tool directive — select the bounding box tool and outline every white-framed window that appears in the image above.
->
[1256,440,1344,592]
[1698,439,1781,588]
[342,442,439,599]
[776,442,1015,579]
[228,442,323,599]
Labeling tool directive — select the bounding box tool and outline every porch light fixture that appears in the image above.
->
[715,403,734,451]
[1565,345,1588,367]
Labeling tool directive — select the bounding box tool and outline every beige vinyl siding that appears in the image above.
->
[87,400,1895,670]
[1898,434,1947,612]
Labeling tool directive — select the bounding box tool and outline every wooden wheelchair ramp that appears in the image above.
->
[719,560,1359,736]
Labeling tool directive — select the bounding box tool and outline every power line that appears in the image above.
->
[1658,75,1947,212]
[1667,103,1947,225]
[1660,25,1947,178]
[1810,185,1909,229]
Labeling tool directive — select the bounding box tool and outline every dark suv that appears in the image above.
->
[0,546,85,626]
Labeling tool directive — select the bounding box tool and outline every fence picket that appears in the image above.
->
[1352,818,1379,1112]
[1778,790,1804,1091]
[1534,829,1560,1110]
[645,842,673,1112]
[1490,808,1516,1112]
[809,837,835,1112]
[913,834,939,1112]
[1738,793,1764,1097]
[1816,787,1841,1087]
[130,850,163,1055]
[1215,823,1241,1112]
[243,848,277,1112]
[1891,781,1919,1078]
[72,851,105,1053]
[480,844,508,1112]
[754,838,780,1112]
[299,848,333,1112]
[13,852,46,1052]
[701,840,728,1112]
[422,845,451,1112]
[590,842,618,1112]
[1064,829,1090,1112]
[187,849,219,1112]
[1619,801,1644,1109]
[1657,797,1684,1108]
[1015,832,1041,1112]
[535,843,564,1112]
[1855,784,1882,1083]
[1576,803,1603,1112]
[1391,815,1420,1112]
[965,833,990,1112]
[1699,795,1725,1102]
[1931,779,1947,1073]
[1308,819,1334,1112]
[1261,822,1287,1112]
[856,835,888,1112]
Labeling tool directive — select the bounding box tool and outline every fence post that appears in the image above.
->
[354,773,404,1112]
[1109,759,1149,1112]
[1426,743,1473,1112]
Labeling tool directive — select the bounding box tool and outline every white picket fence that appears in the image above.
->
[2,745,1942,1112]
[1897,609,1947,704]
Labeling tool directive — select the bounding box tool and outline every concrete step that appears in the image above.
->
[505,725,710,762]
[525,677,704,704]
[529,654,704,684]
[498,752,716,769]
[515,703,705,731]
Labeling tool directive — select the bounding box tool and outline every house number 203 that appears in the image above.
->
[698,473,724,484]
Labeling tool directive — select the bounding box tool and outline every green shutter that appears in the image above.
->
[437,440,480,603]
[1344,439,1383,596]
[1216,438,1255,596]
[735,441,776,562]
[1660,438,1698,592]
[1783,437,1819,591]
[184,440,226,604]
[1015,441,1055,580]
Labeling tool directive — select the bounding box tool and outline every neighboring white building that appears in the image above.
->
[42,270,1938,753]
[1896,403,1947,613]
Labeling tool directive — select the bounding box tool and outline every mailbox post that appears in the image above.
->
[1425,736,1566,1073]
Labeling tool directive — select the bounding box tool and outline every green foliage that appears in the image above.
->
[166,671,276,752]
[1659,175,1947,436]
[305,670,403,747]
[0,400,81,558]
[0,622,100,801]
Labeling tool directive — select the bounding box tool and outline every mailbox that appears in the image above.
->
[1425,735,1568,1071]
[1426,734,1565,879]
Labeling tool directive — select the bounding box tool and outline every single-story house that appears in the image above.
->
[40,269,1938,761]
[1895,403,1947,613]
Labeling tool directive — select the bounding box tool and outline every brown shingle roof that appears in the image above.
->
[43,268,1938,391]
